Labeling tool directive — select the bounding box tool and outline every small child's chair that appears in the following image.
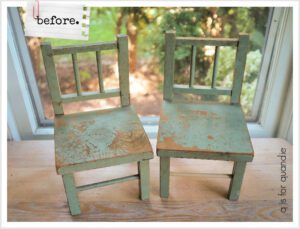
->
[41,35,153,215]
[157,31,254,201]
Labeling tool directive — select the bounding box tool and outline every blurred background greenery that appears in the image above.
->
[24,7,270,118]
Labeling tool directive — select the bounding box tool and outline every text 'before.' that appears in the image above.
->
[34,16,79,25]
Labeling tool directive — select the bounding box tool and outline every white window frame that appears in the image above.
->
[255,7,293,138]
[6,7,293,140]
[8,7,52,127]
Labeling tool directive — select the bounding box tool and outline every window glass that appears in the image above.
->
[20,7,270,119]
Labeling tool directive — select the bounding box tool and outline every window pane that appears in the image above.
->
[20,7,270,120]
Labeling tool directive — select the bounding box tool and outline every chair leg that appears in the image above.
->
[138,160,150,200]
[228,161,247,201]
[160,157,170,198]
[62,173,81,215]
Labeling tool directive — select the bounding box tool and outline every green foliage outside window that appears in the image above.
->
[43,7,269,116]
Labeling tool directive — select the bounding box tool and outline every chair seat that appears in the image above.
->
[157,101,254,159]
[54,106,153,173]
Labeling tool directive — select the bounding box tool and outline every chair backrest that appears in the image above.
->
[41,35,130,115]
[163,31,249,104]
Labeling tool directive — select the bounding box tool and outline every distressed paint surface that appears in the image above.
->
[42,35,153,215]
[55,106,152,170]
[157,101,254,156]
[62,173,81,215]
[157,32,252,200]
[228,161,247,200]
[138,160,150,200]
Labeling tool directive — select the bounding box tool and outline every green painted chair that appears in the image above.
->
[157,31,254,201]
[41,35,153,215]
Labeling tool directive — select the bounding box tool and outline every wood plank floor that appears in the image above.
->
[7,138,293,221]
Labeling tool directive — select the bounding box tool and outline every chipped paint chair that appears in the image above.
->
[157,31,254,201]
[41,35,153,215]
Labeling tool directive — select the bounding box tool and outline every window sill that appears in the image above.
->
[30,120,270,141]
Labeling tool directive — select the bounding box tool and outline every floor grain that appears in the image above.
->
[7,138,293,221]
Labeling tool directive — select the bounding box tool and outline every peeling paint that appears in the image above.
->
[109,129,150,153]
[207,135,214,140]
[157,101,254,155]
[55,106,153,170]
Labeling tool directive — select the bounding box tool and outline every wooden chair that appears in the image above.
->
[157,31,254,201]
[41,35,153,215]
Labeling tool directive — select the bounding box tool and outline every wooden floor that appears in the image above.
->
[7,138,292,221]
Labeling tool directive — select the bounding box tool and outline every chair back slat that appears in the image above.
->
[189,45,197,88]
[117,35,130,106]
[231,34,249,103]
[211,46,220,89]
[173,84,232,96]
[71,53,82,96]
[164,31,249,104]
[41,35,130,115]
[163,31,176,101]
[40,44,64,115]
[96,51,104,93]
[61,89,120,103]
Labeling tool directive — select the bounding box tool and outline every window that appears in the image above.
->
[7,6,293,140]
[18,7,271,121]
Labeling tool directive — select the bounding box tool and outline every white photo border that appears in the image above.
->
[1,1,299,228]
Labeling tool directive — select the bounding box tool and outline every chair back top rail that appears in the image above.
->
[41,35,130,115]
[163,30,249,104]
[175,37,239,46]
[51,41,117,55]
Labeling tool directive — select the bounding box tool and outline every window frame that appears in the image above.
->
[7,7,292,140]
[249,7,282,121]
[8,7,52,127]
